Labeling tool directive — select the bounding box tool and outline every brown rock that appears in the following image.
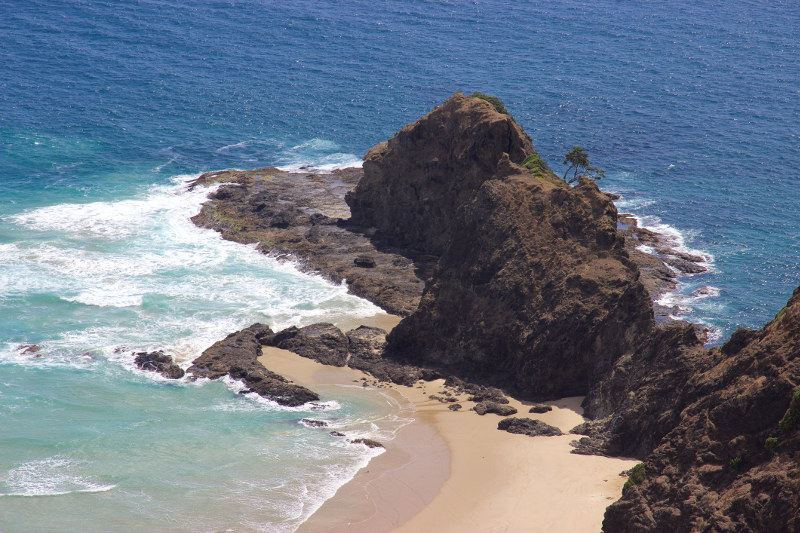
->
[133,350,185,379]
[187,324,319,407]
[498,417,563,437]
[473,401,518,416]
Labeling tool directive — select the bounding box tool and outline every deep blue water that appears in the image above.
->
[2,1,799,531]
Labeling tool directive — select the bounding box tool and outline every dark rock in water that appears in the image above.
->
[353,255,376,268]
[498,417,563,437]
[269,323,349,367]
[133,351,185,379]
[663,256,707,274]
[529,404,552,414]
[329,431,345,437]
[18,344,41,355]
[350,438,384,449]
[448,403,462,411]
[300,419,328,428]
[187,323,319,407]
[473,401,518,416]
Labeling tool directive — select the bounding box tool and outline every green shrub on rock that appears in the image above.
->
[623,463,645,491]
[764,437,778,454]
[779,389,800,433]
[470,92,510,116]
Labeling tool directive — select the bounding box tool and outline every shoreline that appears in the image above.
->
[258,314,639,533]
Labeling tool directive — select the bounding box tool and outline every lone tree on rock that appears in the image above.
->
[563,146,605,184]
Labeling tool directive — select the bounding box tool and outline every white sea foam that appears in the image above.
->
[0,457,116,497]
[0,175,383,376]
[610,192,721,338]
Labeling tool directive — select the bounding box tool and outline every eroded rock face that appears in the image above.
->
[187,323,319,407]
[384,163,655,399]
[345,94,655,400]
[602,286,800,532]
[346,93,536,256]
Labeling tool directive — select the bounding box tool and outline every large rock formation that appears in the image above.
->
[601,286,800,532]
[347,93,655,398]
[346,93,536,256]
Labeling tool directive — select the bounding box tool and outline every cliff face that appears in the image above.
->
[346,93,535,255]
[348,94,655,398]
[602,287,800,532]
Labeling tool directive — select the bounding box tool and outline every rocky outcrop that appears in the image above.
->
[263,322,429,387]
[269,323,350,367]
[602,286,800,532]
[343,94,655,399]
[133,351,185,379]
[498,417,563,437]
[187,324,319,406]
[346,93,536,256]
[382,170,654,398]
[189,167,427,316]
[578,321,712,458]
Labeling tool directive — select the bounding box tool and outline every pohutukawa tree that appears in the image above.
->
[563,146,605,184]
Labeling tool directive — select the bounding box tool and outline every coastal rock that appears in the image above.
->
[133,350,185,379]
[350,438,384,449]
[269,323,349,367]
[300,419,328,428]
[187,323,319,407]
[346,92,536,256]
[498,417,563,437]
[473,401,518,416]
[602,285,800,532]
[529,404,552,414]
[346,326,387,361]
[385,163,654,399]
[189,167,426,316]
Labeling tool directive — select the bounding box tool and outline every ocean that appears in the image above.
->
[1,1,799,531]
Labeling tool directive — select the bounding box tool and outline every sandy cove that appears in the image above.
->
[258,313,638,533]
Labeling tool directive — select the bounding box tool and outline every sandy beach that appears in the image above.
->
[259,314,638,533]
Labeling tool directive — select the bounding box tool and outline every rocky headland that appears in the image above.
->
[181,93,800,532]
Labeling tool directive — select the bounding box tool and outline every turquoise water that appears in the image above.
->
[2,1,799,531]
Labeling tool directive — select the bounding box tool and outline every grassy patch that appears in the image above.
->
[729,456,743,470]
[471,92,511,116]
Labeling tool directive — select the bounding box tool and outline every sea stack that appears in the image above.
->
[347,92,655,398]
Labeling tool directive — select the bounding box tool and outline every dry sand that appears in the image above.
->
[258,313,638,533]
